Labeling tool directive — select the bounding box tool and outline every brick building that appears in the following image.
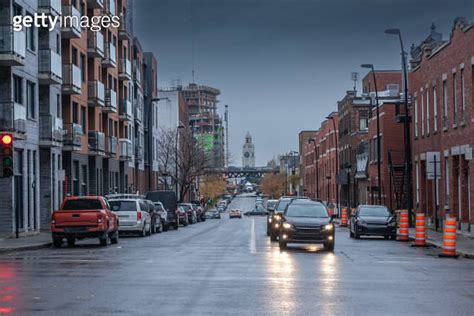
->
[299,130,317,196]
[409,19,474,232]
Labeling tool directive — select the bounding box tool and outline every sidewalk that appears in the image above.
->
[0,232,51,253]
[409,228,474,259]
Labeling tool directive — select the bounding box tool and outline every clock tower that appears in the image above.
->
[242,132,255,168]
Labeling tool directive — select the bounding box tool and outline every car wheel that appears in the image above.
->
[139,225,146,237]
[99,234,108,246]
[53,237,63,248]
[110,230,119,244]
[390,234,397,240]
[270,229,278,241]
[163,223,169,232]
[384,235,390,240]
[354,227,360,239]
[150,220,156,234]
[324,241,335,252]
[146,223,152,236]
[349,229,354,238]
[174,222,179,230]
[67,238,75,247]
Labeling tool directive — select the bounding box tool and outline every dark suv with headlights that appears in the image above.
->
[267,196,308,241]
[349,205,396,239]
[279,200,335,251]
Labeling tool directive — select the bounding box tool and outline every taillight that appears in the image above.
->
[51,212,56,224]
[137,211,142,221]
[97,212,103,224]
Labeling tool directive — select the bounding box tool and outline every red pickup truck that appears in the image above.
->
[51,196,119,247]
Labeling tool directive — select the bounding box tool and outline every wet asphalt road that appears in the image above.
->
[1,196,473,315]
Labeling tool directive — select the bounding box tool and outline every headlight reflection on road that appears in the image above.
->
[319,253,339,314]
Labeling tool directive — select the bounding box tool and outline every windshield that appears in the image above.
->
[109,201,137,212]
[285,204,328,218]
[62,199,103,210]
[359,207,390,217]
[179,204,191,211]
[276,199,291,212]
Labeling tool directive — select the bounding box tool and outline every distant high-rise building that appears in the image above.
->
[242,133,255,168]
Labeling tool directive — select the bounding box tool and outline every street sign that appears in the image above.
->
[426,151,441,180]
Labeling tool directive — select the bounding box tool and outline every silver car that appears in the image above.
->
[109,198,152,237]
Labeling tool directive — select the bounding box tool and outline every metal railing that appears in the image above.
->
[88,80,105,106]
[88,131,105,153]
[104,42,116,66]
[119,138,132,160]
[63,123,83,147]
[106,136,118,155]
[0,25,26,59]
[105,89,117,112]
[87,30,104,57]
[39,115,63,143]
[0,102,26,133]
[62,63,82,93]
[119,58,132,78]
[134,103,143,123]
[61,5,81,36]
[105,0,116,16]
[135,145,144,161]
[119,98,133,120]
[134,60,142,84]
[87,0,104,9]
[39,49,62,81]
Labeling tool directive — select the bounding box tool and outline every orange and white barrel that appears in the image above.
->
[340,208,348,227]
[397,210,409,241]
[414,212,426,246]
[439,216,457,257]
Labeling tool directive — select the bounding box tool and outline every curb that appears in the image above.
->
[0,242,52,254]
[408,235,474,259]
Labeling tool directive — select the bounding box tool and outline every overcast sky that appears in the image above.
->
[134,0,473,166]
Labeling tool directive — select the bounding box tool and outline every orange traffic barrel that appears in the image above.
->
[411,212,428,247]
[439,216,459,258]
[397,210,409,241]
[340,208,348,227]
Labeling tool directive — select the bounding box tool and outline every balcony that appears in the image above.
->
[133,60,142,87]
[0,102,27,135]
[87,0,104,9]
[61,5,81,38]
[106,136,118,156]
[134,103,143,124]
[119,58,132,80]
[38,0,62,16]
[104,0,116,16]
[135,145,144,162]
[88,131,105,155]
[88,80,105,107]
[39,115,63,147]
[119,98,133,121]
[118,15,131,40]
[104,89,117,113]
[38,50,62,85]
[103,42,116,68]
[0,26,26,66]
[87,30,104,58]
[62,64,82,94]
[63,123,83,150]
[119,138,132,161]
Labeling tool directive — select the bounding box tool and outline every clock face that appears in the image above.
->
[244,152,250,158]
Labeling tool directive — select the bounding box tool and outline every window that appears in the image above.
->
[26,12,35,51]
[13,75,22,104]
[426,89,430,135]
[73,161,79,196]
[80,106,86,134]
[359,110,368,130]
[73,102,79,123]
[56,34,60,54]
[27,81,35,119]
[56,94,61,118]
[421,90,424,136]
[82,165,87,196]
[460,68,465,122]
[415,161,420,204]
[445,157,450,206]
[72,47,78,65]
[80,53,86,83]
[414,98,418,138]
[452,73,457,125]
[443,80,448,129]
[433,86,438,132]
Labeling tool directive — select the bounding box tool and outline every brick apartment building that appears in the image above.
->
[0,0,163,238]
[409,19,473,232]
[298,130,317,196]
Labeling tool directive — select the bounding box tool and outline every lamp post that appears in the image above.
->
[385,28,413,222]
[309,138,319,199]
[175,124,185,201]
[361,64,382,205]
[326,115,339,215]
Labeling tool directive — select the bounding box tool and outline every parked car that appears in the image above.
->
[179,203,198,224]
[229,209,242,219]
[206,210,221,219]
[191,203,203,222]
[143,199,163,234]
[51,196,119,247]
[146,191,179,230]
[153,201,169,231]
[267,196,309,241]
[108,198,152,237]
[177,206,189,226]
[266,199,278,212]
[217,205,225,213]
[350,205,396,240]
[244,205,268,216]
[279,200,335,251]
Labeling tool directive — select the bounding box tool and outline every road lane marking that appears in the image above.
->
[250,218,257,254]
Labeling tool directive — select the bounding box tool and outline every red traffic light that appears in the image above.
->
[1,134,13,145]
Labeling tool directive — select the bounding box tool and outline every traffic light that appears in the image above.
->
[1,133,13,178]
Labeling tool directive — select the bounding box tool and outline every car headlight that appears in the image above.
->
[274,215,281,221]
[268,218,272,223]
[282,222,293,229]
[358,219,367,226]
[324,224,334,231]
[388,220,396,227]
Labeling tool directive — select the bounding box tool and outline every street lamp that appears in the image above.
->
[175,124,185,201]
[385,28,413,222]
[326,115,339,215]
[308,138,319,199]
[361,63,382,205]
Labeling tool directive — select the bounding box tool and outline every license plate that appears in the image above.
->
[64,227,87,233]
